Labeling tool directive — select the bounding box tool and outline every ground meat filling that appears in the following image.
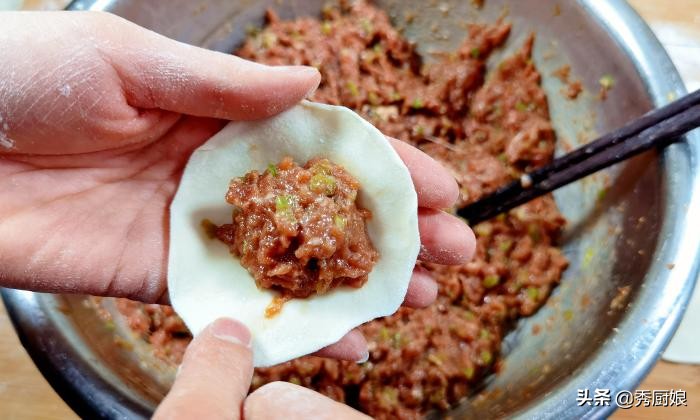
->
[113,2,570,419]
[238,2,568,418]
[215,156,378,298]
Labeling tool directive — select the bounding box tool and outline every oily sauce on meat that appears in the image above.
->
[114,2,569,418]
[265,295,292,318]
[215,156,378,300]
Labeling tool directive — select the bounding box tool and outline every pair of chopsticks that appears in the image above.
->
[459,89,700,225]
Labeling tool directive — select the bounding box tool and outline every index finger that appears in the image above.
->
[389,138,459,209]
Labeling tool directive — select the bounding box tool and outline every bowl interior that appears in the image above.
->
[12,0,696,418]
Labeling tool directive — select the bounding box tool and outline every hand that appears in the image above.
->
[154,318,369,420]
[0,12,475,361]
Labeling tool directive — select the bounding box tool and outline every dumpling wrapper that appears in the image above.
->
[169,101,420,367]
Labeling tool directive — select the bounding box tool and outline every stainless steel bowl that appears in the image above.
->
[3,0,699,418]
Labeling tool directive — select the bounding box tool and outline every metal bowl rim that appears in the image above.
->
[3,0,699,419]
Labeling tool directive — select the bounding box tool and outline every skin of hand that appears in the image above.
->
[0,11,475,360]
[154,318,369,420]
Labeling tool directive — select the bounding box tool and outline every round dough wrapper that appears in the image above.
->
[169,101,420,367]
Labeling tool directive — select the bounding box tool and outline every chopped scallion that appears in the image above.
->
[334,214,346,230]
[310,173,337,196]
[346,81,359,97]
[480,350,493,364]
[516,101,529,112]
[482,274,500,289]
[599,74,615,89]
[267,163,278,177]
[321,21,332,35]
[427,353,443,366]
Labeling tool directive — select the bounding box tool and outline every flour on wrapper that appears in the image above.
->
[168,101,420,367]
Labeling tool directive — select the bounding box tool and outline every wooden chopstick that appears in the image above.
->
[458,90,700,225]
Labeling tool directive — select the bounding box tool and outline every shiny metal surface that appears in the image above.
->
[3,0,699,418]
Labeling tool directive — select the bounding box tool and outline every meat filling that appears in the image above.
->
[215,156,378,298]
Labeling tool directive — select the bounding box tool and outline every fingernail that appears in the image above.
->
[305,82,319,98]
[211,317,252,348]
[270,65,318,76]
[270,66,320,98]
[356,350,370,364]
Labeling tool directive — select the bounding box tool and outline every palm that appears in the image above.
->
[0,12,328,303]
[0,116,221,302]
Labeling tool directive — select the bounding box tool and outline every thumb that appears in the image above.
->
[154,318,253,420]
[101,13,320,120]
[245,382,371,420]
